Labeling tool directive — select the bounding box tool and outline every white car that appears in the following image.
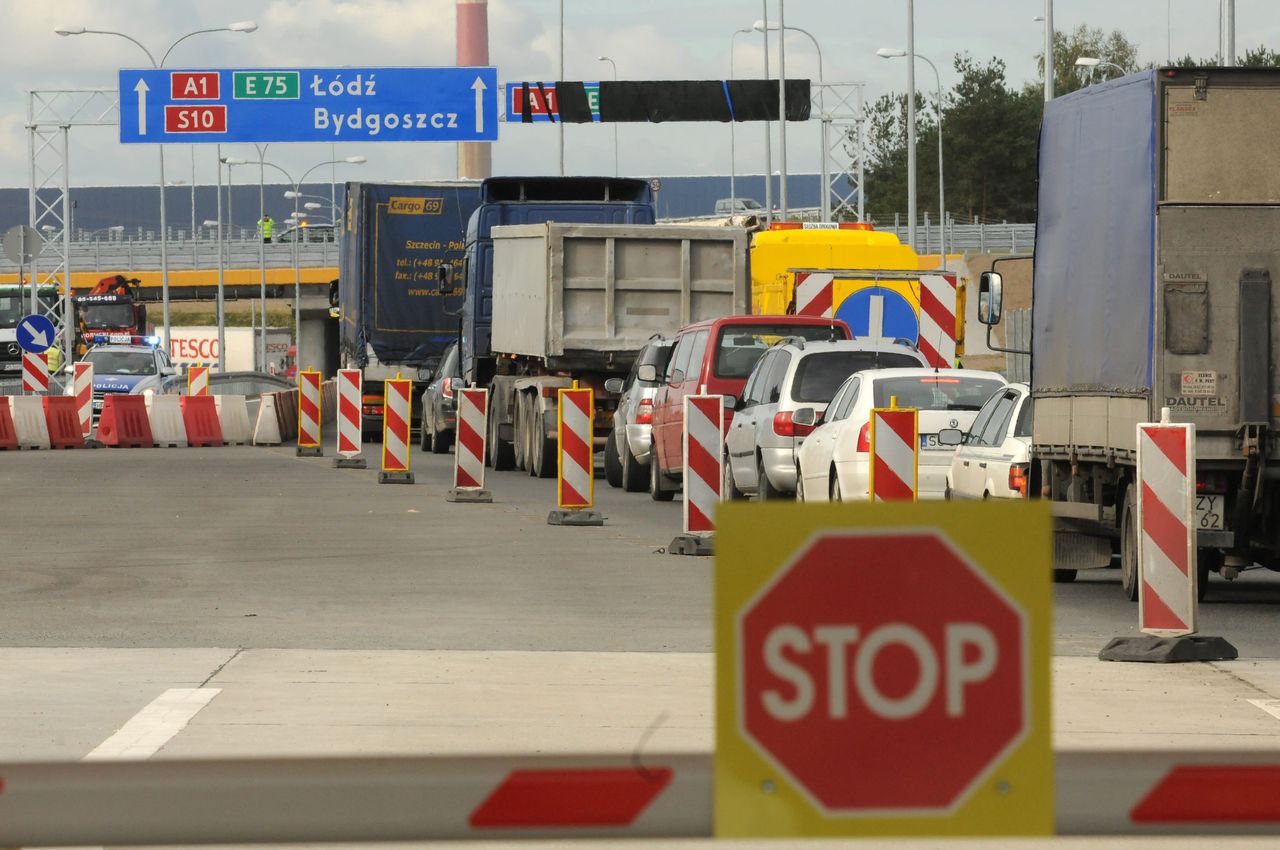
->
[943,383,1032,500]
[795,368,1007,502]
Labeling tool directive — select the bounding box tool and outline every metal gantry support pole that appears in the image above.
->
[777,0,788,220]
[61,126,73,368]
[760,0,772,226]
[905,0,917,249]
[256,144,268,373]
[215,145,226,372]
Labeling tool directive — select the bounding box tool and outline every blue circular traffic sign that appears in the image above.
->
[835,287,919,342]
[16,313,56,354]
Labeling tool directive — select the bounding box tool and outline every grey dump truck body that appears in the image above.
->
[484,221,748,475]
[1031,67,1280,585]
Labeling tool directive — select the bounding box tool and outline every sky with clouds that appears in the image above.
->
[1,0,1276,190]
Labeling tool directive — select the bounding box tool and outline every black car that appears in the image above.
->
[419,341,461,453]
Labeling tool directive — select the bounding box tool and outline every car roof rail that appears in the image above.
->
[771,335,807,350]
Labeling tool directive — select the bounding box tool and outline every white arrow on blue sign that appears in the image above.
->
[118,67,499,144]
[17,314,56,354]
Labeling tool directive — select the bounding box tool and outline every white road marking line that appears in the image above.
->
[1248,698,1280,721]
[84,687,220,761]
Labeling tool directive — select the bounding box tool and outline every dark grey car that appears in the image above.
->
[604,337,675,492]
[419,341,461,453]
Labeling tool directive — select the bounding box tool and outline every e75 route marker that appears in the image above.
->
[119,66,498,144]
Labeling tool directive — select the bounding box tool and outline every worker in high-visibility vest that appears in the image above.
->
[258,215,274,243]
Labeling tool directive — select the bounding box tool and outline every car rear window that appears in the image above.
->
[872,375,1004,411]
[714,324,847,379]
[790,351,923,403]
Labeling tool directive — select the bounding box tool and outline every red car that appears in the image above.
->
[647,314,851,500]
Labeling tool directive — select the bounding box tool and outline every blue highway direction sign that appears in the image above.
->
[118,67,498,144]
[17,314,56,354]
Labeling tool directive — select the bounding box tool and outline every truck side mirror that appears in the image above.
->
[437,263,453,293]
[978,271,1004,325]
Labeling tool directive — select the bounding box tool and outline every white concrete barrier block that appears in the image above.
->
[148,394,188,448]
[11,396,51,450]
[253,394,282,446]
[216,395,253,446]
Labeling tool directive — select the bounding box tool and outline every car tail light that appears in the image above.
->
[856,421,871,452]
[773,411,795,437]
[635,398,654,425]
[1009,463,1029,498]
[441,376,454,399]
[793,420,817,438]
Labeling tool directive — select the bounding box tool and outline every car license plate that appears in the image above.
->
[92,399,103,411]
[1196,495,1224,530]
[919,433,946,451]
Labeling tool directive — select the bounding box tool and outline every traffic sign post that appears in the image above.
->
[715,501,1054,837]
[119,67,498,144]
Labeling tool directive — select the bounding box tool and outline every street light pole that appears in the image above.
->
[597,57,619,176]
[755,21,825,219]
[54,21,257,358]
[906,0,917,250]
[776,0,788,219]
[728,28,752,213]
[256,143,268,372]
[1043,0,1054,101]
[878,48,945,263]
[760,0,773,226]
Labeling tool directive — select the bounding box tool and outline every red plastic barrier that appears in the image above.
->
[0,400,17,451]
[42,396,85,449]
[181,395,224,447]
[97,395,154,448]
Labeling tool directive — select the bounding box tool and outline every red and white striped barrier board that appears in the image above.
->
[73,361,94,437]
[917,273,958,368]
[556,387,594,509]
[380,377,413,483]
[683,394,724,534]
[297,370,322,451]
[869,405,918,501]
[454,388,488,490]
[22,351,48,394]
[1137,421,1197,636]
[335,368,362,458]
[794,272,835,317]
[187,365,209,397]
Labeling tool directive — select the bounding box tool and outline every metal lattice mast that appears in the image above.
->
[815,81,866,222]
[27,88,120,364]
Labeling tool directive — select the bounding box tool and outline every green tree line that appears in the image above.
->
[858,25,1280,224]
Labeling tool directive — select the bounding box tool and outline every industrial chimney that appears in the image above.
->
[457,0,492,178]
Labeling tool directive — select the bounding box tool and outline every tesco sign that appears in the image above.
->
[171,336,220,361]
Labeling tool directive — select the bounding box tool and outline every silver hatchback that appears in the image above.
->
[724,338,927,499]
[604,337,675,492]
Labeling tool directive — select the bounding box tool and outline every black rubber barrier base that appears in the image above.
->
[334,457,367,469]
[297,445,323,458]
[668,534,714,556]
[1099,635,1239,663]
[378,471,415,485]
[446,488,493,503]
[547,509,605,527]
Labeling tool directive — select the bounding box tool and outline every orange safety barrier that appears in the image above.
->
[97,395,155,448]
[0,400,17,451]
[181,395,224,447]
[42,396,85,449]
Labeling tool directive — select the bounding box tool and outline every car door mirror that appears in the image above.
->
[978,271,1003,325]
[938,427,965,446]
[792,407,818,427]
[437,263,453,293]
[636,363,658,383]
[604,378,624,394]
[161,365,178,377]
[722,394,739,411]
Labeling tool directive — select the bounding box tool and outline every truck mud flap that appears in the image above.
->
[1054,531,1113,571]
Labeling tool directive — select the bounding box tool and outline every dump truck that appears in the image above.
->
[979,67,1280,596]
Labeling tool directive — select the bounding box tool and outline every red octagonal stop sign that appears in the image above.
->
[738,530,1027,815]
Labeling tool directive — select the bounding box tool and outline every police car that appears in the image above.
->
[80,336,176,415]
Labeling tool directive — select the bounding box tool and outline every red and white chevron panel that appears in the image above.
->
[22,351,48,394]
[381,378,412,473]
[557,388,594,509]
[794,272,835,317]
[298,371,322,448]
[187,365,209,397]
[454,388,488,490]
[336,369,362,458]
[73,361,94,436]
[682,395,724,534]
[1137,422,1197,636]
[916,273,958,367]
[869,406,918,501]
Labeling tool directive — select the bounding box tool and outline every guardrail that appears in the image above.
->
[877,222,1036,255]
[0,239,338,274]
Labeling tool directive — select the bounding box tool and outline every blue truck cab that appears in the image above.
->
[460,177,655,385]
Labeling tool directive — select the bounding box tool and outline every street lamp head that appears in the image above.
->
[343,156,367,164]
[304,202,324,210]
[227,21,258,33]
[1075,56,1102,68]
[596,55,610,62]
[752,20,780,32]
[221,156,247,165]
[876,47,908,59]
[283,190,300,199]
[54,24,86,36]
[202,219,219,227]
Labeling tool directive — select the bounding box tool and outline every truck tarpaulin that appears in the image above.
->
[339,181,482,367]
[1032,71,1157,392]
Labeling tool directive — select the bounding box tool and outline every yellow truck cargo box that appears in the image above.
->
[750,226,919,315]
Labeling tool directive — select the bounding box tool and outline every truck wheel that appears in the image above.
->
[650,455,675,502]
[489,409,514,471]
[513,395,530,471]
[530,408,556,479]
[604,434,623,488]
[620,435,647,492]
[830,469,843,502]
[1120,485,1140,602]
[1052,569,1078,583]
